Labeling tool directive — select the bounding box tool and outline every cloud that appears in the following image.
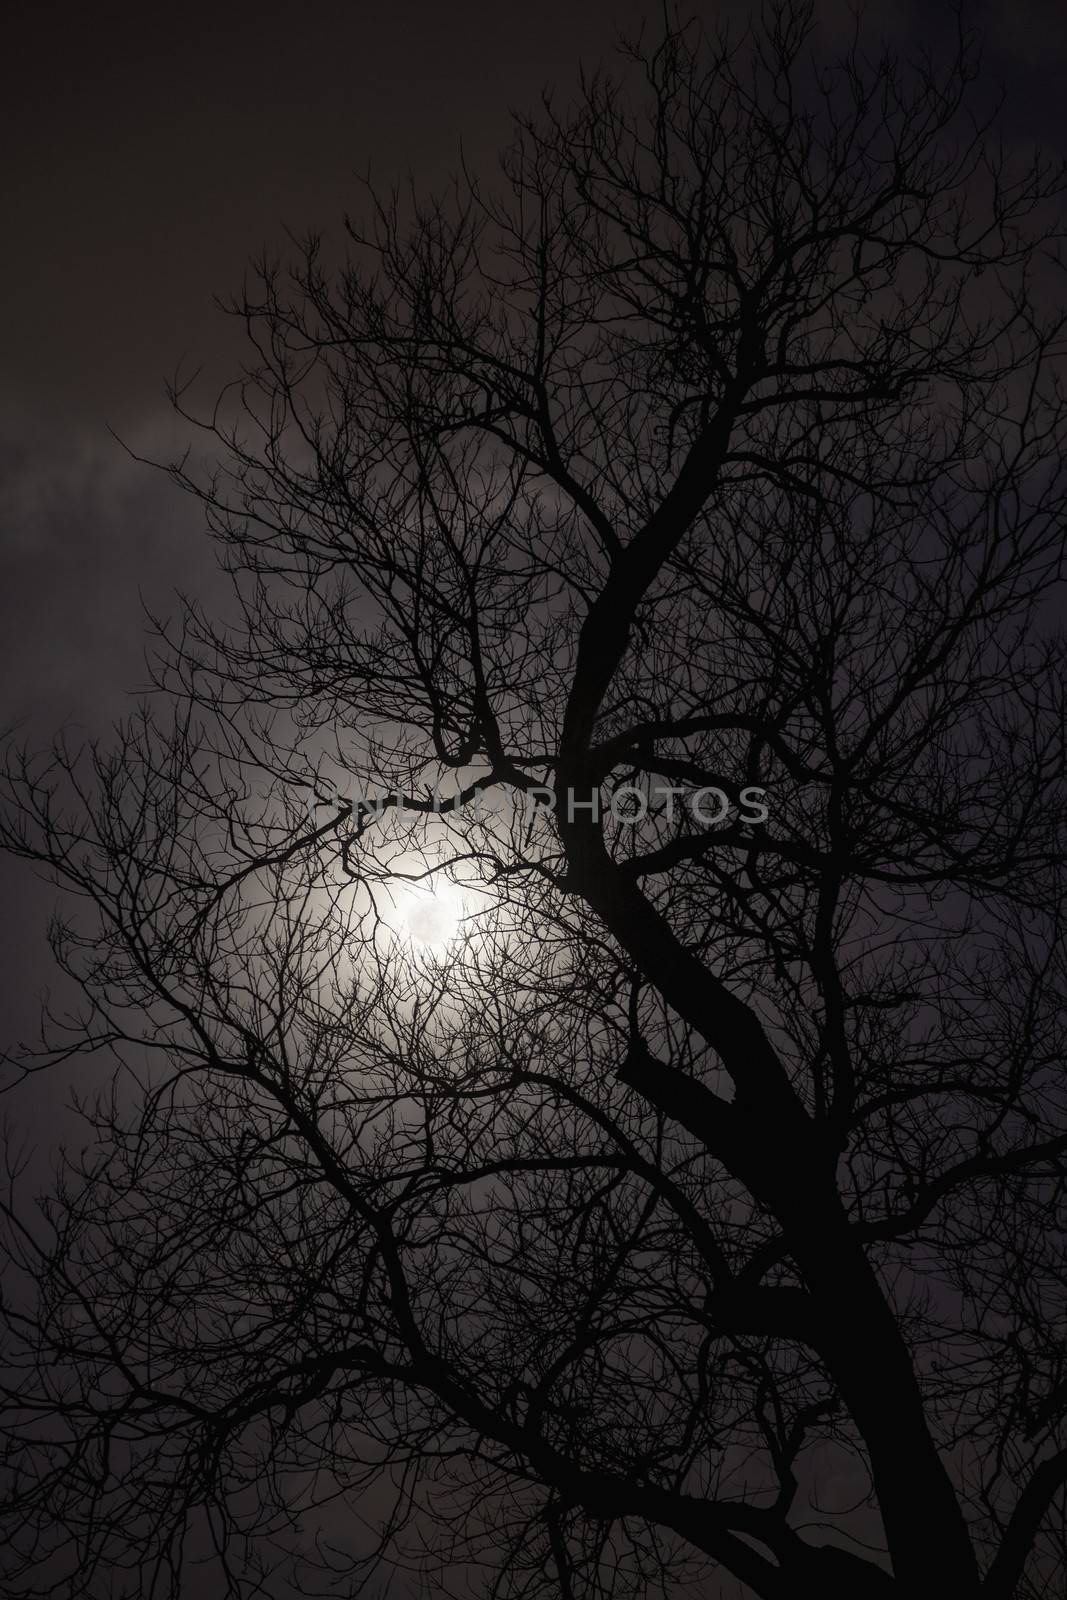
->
[0,409,223,736]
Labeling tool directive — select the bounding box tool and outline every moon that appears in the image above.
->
[398,881,465,948]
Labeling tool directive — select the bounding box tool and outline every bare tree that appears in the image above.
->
[3,5,1067,1597]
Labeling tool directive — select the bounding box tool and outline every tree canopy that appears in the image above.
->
[2,5,1067,1597]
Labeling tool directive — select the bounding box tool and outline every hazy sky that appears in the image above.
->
[1,0,1064,1118]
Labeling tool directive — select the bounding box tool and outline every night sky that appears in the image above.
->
[3,0,1059,1071]
[3,0,673,1114]
[1,3,1066,1594]
[0,0,1058,1169]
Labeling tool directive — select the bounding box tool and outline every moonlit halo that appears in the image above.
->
[391,878,468,949]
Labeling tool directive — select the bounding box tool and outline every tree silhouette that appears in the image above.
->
[2,5,1067,1597]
